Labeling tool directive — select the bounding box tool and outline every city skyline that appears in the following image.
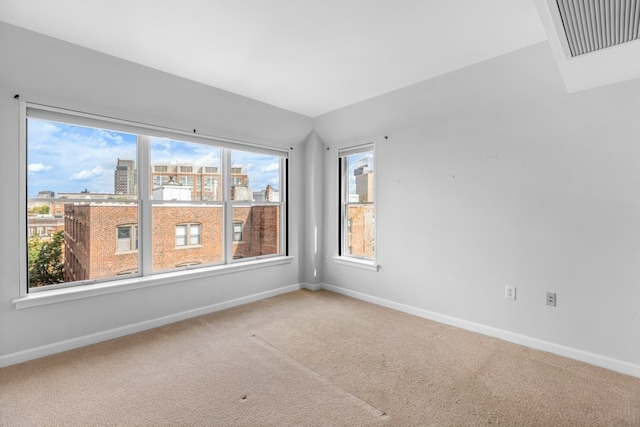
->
[27,118,281,198]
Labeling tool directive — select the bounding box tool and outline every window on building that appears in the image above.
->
[22,104,288,293]
[233,222,243,241]
[175,223,201,247]
[116,225,138,252]
[338,144,375,262]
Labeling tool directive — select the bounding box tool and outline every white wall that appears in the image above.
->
[315,42,640,377]
[0,22,312,363]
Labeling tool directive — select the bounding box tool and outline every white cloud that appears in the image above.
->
[261,162,280,173]
[194,151,220,167]
[70,165,105,181]
[28,163,53,174]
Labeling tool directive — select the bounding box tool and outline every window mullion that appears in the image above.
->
[340,157,348,257]
[223,148,232,263]
[281,157,287,256]
[19,102,28,296]
[138,135,152,275]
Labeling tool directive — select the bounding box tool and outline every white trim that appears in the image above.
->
[322,284,640,379]
[14,257,294,309]
[26,102,289,158]
[300,282,323,291]
[1,283,303,368]
[18,101,28,297]
[333,256,379,272]
[338,142,374,157]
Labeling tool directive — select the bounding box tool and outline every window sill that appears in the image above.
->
[333,256,379,272]
[14,256,294,310]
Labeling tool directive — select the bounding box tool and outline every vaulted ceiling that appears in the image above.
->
[0,1,555,117]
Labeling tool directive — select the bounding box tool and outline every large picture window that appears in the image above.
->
[338,144,375,262]
[23,104,288,292]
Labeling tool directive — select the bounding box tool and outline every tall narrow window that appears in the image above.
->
[339,144,375,262]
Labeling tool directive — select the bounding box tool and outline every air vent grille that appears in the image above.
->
[556,0,640,57]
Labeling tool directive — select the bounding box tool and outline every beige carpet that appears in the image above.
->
[1,289,639,426]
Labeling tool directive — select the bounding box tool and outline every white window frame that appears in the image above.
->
[17,102,290,304]
[335,143,378,271]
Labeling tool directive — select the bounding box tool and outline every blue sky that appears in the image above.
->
[27,119,281,198]
[346,153,374,195]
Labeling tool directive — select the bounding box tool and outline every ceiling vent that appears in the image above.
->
[555,0,640,57]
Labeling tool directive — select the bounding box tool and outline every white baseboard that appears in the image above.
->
[300,282,324,291]
[322,284,640,379]
[0,284,302,368]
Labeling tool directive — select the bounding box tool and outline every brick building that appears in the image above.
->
[150,163,249,201]
[63,202,279,282]
[346,205,374,258]
[45,161,276,283]
[27,215,65,240]
[347,158,375,258]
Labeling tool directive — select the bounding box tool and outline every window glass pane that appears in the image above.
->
[117,227,131,239]
[232,205,280,258]
[154,206,222,270]
[190,224,200,245]
[27,118,138,288]
[233,222,243,241]
[175,225,186,246]
[230,150,281,259]
[345,205,375,258]
[150,138,221,201]
[342,148,375,260]
[345,152,374,202]
[117,226,135,252]
[230,150,280,202]
[151,139,223,272]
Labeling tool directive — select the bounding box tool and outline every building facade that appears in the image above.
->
[150,163,249,201]
[63,203,279,282]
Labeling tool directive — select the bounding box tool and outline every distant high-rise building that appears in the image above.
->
[114,159,137,195]
[354,157,374,202]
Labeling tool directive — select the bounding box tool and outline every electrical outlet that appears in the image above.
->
[546,292,556,307]
[505,286,516,300]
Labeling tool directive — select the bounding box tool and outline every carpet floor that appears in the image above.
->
[1,289,639,426]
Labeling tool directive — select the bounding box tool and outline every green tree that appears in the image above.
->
[28,205,50,215]
[28,231,64,287]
